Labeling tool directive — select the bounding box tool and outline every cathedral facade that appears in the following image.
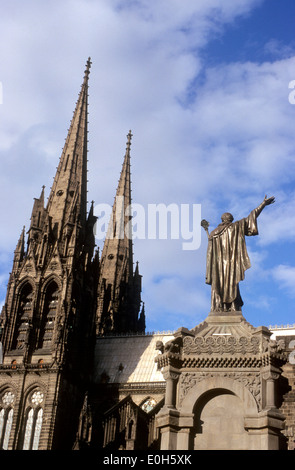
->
[0,60,294,451]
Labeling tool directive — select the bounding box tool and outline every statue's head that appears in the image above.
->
[221,212,234,223]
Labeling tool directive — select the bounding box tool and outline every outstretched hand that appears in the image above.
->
[201,219,210,238]
[201,219,210,230]
[264,195,275,206]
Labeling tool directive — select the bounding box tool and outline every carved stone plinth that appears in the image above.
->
[155,311,288,450]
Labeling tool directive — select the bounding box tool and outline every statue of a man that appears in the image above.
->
[201,195,275,312]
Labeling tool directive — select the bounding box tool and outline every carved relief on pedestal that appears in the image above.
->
[178,371,262,411]
[183,335,261,355]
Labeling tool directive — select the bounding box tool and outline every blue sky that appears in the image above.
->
[0,0,295,333]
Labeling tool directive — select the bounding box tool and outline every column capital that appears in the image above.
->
[162,366,181,382]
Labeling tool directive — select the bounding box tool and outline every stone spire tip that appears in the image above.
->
[126,130,133,152]
[84,57,92,78]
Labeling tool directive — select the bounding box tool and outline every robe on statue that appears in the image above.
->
[206,207,260,312]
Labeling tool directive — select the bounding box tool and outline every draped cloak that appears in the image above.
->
[205,208,260,306]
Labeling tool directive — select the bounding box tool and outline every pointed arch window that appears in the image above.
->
[22,390,44,450]
[12,283,33,350]
[38,281,59,350]
[0,390,15,450]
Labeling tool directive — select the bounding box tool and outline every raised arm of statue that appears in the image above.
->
[201,219,210,238]
[255,195,275,217]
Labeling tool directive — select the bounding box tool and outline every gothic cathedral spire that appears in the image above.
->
[96,131,145,335]
[46,58,91,242]
[0,58,97,450]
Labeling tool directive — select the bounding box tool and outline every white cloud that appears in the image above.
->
[272,264,295,297]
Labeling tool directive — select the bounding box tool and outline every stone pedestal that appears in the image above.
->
[155,311,287,450]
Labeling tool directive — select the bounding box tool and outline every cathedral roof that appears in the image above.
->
[94,332,174,384]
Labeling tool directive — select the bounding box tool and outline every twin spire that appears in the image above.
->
[31,57,134,259]
[46,57,91,238]
[95,128,145,335]
[101,129,133,273]
[20,58,144,334]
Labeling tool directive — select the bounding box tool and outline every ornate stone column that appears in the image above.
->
[162,366,179,409]
[154,336,185,450]
[262,368,280,409]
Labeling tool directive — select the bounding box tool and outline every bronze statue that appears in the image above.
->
[201,195,275,312]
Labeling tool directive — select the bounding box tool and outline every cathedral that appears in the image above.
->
[0,59,295,451]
